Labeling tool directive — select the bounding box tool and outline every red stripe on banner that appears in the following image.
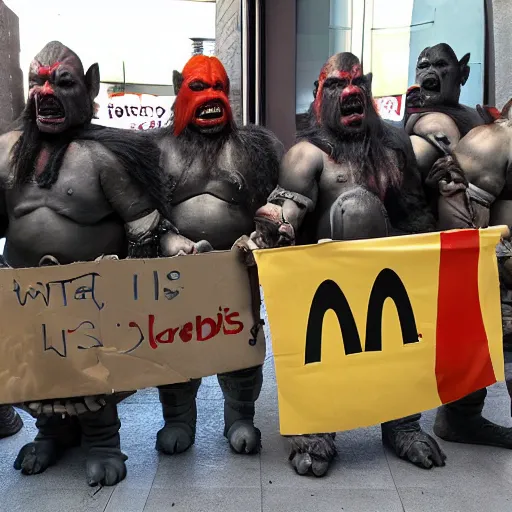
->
[435,230,496,403]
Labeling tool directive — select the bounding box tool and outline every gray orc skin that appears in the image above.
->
[251,52,445,477]
[405,43,484,205]
[0,41,171,486]
[154,55,283,456]
[426,101,512,448]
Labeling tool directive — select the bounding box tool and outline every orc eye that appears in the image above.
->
[418,61,429,69]
[58,73,75,87]
[189,81,207,92]
[59,78,74,87]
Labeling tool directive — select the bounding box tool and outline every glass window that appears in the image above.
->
[295,0,486,128]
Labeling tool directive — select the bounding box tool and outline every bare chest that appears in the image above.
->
[7,146,112,223]
[317,156,361,202]
[317,148,400,207]
[163,139,248,204]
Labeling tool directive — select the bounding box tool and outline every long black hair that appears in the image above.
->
[9,113,173,216]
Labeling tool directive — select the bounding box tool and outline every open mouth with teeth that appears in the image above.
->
[421,75,441,93]
[340,94,365,126]
[194,101,226,127]
[36,95,66,124]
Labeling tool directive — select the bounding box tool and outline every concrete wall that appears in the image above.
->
[0,1,23,132]
[215,0,242,123]
[491,0,512,109]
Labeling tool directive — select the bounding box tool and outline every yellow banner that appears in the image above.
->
[254,228,504,435]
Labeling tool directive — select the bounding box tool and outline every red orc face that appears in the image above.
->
[173,55,233,136]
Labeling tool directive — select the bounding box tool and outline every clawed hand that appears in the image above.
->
[160,232,197,257]
[426,155,468,195]
[252,203,295,249]
[406,85,423,109]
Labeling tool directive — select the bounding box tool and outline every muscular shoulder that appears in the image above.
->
[0,130,22,183]
[283,140,324,169]
[72,140,120,172]
[278,141,324,193]
[455,122,511,164]
[411,112,461,143]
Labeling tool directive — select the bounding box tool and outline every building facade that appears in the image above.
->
[1,0,511,146]
[0,1,23,132]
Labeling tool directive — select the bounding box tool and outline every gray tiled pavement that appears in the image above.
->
[1,348,512,512]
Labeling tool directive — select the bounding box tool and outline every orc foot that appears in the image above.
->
[227,420,261,454]
[14,440,60,475]
[156,423,195,455]
[434,406,512,448]
[86,449,128,487]
[288,433,336,477]
[382,419,446,469]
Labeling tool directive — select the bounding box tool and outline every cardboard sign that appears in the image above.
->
[0,251,264,405]
[254,228,504,435]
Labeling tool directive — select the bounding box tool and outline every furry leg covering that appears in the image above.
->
[217,365,263,454]
[156,380,202,455]
[383,414,446,469]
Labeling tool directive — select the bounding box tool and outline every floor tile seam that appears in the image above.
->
[383,448,406,512]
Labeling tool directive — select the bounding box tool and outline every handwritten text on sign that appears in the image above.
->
[0,252,264,405]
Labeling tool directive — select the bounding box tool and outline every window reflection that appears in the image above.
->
[296,0,486,129]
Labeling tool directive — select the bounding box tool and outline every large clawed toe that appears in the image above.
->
[86,451,128,487]
[227,421,261,454]
[288,434,336,477]
[155,424,195,455]
[384,426,447,469]
[14,441,59,475]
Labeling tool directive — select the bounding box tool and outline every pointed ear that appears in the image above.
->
[173,70,184,95]
[459,53,470,86]
[501,98,512,119]
[477,104,501,123]
[313,80,319,99]
[85,63,100,100]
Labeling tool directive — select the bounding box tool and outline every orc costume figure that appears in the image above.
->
[154,55,282,456]
[251,52,445,477]
[405,43,484,195]
[0,41,171,486]
[427,100,512,448]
